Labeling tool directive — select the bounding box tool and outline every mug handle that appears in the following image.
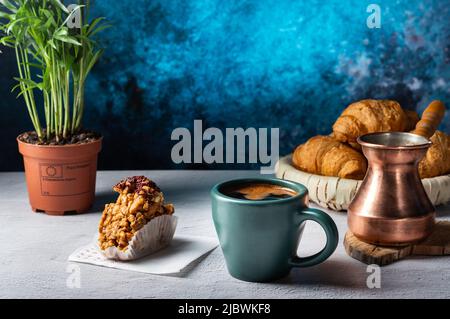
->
[289,208,339,268]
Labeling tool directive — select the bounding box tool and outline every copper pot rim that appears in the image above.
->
[357,132,432,150]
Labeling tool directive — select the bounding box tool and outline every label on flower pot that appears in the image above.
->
[39,162,91,196]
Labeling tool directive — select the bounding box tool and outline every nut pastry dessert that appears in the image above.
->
[98,176,177,260]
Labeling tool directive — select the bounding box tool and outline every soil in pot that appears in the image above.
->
[18,130,101,145]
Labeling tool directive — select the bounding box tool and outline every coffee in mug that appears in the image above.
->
[211,178,339,282]
[221,182,298,201]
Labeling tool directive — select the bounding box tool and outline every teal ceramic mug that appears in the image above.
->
[211,178,339,282]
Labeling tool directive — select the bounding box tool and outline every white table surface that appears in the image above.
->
[0,170,449,299]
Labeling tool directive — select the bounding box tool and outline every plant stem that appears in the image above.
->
[44,91,50,140]
[50,50,60,142]
[23,47,43,138]
[63,69,70,138]
[58,64,63,139]
[71,80,78,134]
[75,79,85,130]
[15,45,42,139]
[74,58,85,132]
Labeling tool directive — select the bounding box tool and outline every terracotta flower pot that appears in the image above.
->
[17,137,102,215]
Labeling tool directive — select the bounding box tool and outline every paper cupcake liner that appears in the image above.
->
[100,214,178,261]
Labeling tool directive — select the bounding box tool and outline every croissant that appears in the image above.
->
[332,100,408,147]
[419,131,450,178]
[293,136,367,180]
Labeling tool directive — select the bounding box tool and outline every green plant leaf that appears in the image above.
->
[26,62,44,70]
[87,17,105,34]
[11,82,21,93]
[54,27,69,37]
[6,17,26,34]
[85,49,103,74]
[48,38,57,50]
[88,23,110,37]
[0,35,14,47]
[0,11,11,19]
[42,9,58,29]
[14,76,38,87]
[0,0,17,13]
[16,84,43,98]
[13,77,43,97]
[51,0,70,14]
[54,34,81,46]
[28,49,44,64]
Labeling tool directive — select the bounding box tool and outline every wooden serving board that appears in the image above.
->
[276,155,450,211]
[344,221,450,266]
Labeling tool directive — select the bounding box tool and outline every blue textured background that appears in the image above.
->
[0,0,449,170]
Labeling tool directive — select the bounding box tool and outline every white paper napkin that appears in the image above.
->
[68,235,219,275]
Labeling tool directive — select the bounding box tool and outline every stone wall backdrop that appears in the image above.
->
[0,0,449,171]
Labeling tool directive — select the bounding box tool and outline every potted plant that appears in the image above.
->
[0,0,107,215]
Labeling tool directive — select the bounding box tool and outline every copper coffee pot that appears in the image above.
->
[348,100,446,246]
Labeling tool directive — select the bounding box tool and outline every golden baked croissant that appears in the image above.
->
[293,136,367,180]
[332,100,408,147]
[293,98,448,180]
[419,131,450,178]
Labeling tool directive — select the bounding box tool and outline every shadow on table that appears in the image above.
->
[273,259,368,288]
[436,205,450,218]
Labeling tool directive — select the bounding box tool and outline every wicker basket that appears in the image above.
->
[276,155,450,211]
